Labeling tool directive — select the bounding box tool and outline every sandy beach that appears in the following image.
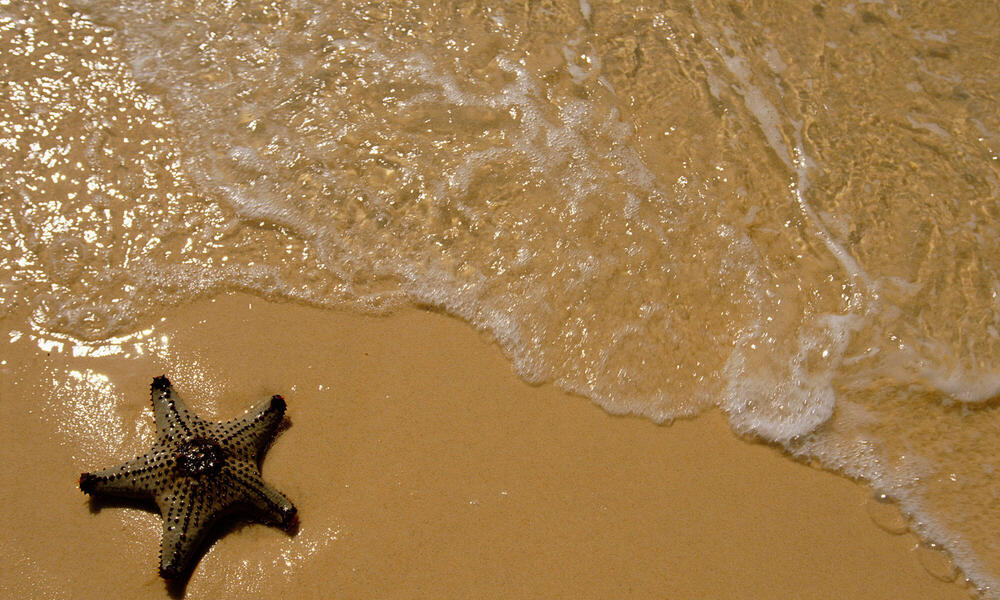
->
[0,293,973,598]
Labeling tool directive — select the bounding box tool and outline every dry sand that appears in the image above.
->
[0,293,973,598]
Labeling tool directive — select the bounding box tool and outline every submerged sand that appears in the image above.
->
[0,293,973,598]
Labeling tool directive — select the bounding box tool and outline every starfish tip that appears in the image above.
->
[79,472,97,495]
[270,394,286,412]
[159,563,182,580]
[282,506,299,530]
[151,375,171,391]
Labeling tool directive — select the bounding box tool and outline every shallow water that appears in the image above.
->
[1,0,998,595]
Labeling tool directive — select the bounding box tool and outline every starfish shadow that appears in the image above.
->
[163,514,299,598]
[85,494,156,516]
[86,487,299,597]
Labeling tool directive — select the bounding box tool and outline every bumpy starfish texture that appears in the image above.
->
[79,376,297,580]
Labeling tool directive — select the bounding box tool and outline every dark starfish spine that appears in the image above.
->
[80,376,297,580]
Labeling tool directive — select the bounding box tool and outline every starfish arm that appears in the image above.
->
[156,480,219,580]
[217,395,287,462]
[79,447,175,499]
[150,376,207,441]
[222,462,297,528]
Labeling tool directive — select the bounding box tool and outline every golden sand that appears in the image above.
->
[0,294,972,598]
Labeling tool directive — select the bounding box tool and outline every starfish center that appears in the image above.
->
[176,437,225,477]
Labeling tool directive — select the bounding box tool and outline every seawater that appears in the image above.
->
[2,0,999,595]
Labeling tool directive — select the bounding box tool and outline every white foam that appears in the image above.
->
[919,360,1000,404]
[723,313,863,442]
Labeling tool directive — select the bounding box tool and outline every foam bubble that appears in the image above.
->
[723,313,862,442]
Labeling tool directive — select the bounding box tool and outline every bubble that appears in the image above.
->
[865,493,908,535]
[916,542,959,583]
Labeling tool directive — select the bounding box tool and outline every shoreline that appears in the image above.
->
[0,293,973,598]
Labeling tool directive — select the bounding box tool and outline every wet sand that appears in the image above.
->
[0,293,972,598]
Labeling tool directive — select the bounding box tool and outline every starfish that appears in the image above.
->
[79,375,297,580]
